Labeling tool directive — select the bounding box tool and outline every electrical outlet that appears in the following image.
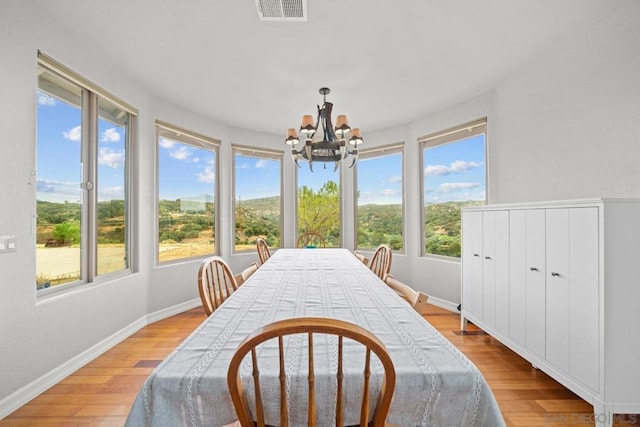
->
[0,235,17,253]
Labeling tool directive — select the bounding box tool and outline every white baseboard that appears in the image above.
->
[427,295,460,313]
[0,298,202,420]
[146,298,202,324]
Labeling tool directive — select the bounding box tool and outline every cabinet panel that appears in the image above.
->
[569,207,599,391]
[462,211,483,318]
[546,208,570,372]
[482,212,497,327]
[509,210,527,345]
[481,210,510,331]
[493,211,510,335]
[525,209,546,358]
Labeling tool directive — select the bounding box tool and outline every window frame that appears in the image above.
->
[36,52,137,297]
[231,144,284,254]
[419,118,488,259]
[155,120,220,265]
[353,143,405,253]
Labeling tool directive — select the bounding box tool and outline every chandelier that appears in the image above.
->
[285,87,363,171]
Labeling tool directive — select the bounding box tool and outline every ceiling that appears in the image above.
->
[28,0,617,136]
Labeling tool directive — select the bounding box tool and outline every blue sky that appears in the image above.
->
[37,91,484,206]
[158,137,216,201]
[423,135,486,204]
[357,152,402,205]
[235,154,280,201]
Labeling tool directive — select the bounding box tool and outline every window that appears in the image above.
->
[156,121,219,263]
[355,144,404,251]
[36,52,136,292]
[297,164,341,248]
[233,146,283,252]
[420,119,487,258]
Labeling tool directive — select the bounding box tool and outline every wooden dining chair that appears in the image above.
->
[369,245,392,280]
[297,231,326,248]
[255,238,271,266]
[354,251,370,266]
[234,262,258,287]
[197,256,238,316]
[227,317,395,427]
[384,274,429,315]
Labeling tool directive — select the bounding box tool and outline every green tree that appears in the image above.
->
[53,220,80,244]
[298,181,340,247]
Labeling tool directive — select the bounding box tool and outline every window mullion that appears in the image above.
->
[86,92,99,281]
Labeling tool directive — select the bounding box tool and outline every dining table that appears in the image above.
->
[125,248,504,426]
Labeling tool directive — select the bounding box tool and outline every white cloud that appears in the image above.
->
[450,160,483,173]
[424,164,451,176]
[38,93,57,106]
[63,125,82,142]
[36,179,81,203]
[255,159,267,168]
[98,185,125,201]
[159,139,200,163]
[387,175,402,184]
[357,188,402,205]
[381,189,400,197]
[159,137,175,149]
[100,128,121,143]
[98,147,125,168]
[197,166,216,184]
[170,146,191,160]
[439,182,480,192]
[424,160,483,177]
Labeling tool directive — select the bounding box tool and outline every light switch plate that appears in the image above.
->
[0,235,17,253]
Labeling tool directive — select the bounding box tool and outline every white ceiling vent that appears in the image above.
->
[255,0,307,21]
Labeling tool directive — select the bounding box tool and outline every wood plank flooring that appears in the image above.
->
[1,304,638,426]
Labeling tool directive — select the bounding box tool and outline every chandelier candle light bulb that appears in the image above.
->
[286,87,363,171]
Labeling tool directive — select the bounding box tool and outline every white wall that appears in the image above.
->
[1,0,639,415]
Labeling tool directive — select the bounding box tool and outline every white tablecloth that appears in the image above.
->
[125,249,504,426]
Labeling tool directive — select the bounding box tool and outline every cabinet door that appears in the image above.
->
[509,210,527,345]
[525,209,546,358]
[462,211,483,318]
[492,211,510,335]
[546,209,570,372]
[482,211,497,328]
[569,207,599,391]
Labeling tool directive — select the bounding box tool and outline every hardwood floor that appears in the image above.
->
[1,304,638,426]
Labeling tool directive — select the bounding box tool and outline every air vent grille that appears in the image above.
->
[255,0,307,21]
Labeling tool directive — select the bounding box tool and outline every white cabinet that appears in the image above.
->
[461,198,640,427]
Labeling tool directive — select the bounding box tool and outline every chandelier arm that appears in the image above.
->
[349,149,359,168]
